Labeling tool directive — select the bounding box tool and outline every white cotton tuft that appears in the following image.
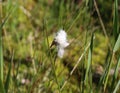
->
[54,29,69,48]
[57,48,64,58]
[51,29,69,58]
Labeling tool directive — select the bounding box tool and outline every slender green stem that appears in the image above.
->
[44,19,61,93]
[0,0,3,82]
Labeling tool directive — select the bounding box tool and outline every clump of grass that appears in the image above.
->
[0,1,15,92]
[1,0,120,93]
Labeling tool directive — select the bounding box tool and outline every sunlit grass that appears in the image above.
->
[1,0,120,93]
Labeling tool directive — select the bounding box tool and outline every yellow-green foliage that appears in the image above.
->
[1,0,120,93]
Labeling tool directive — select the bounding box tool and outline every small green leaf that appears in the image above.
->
[113,34,120,52]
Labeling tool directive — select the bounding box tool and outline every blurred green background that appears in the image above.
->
[0,0,120,93]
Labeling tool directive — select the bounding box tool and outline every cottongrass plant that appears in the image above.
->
[50,29,69,58]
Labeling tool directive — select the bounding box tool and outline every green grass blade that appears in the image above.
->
[103,34,120,90]
[103,54,113,91]
[0,6,14,82]
[0,10,12,29]
[113,34,120,53]
[111,55,120,91]
[96,49,111,92]
[113,79,120,93]
[113,0,119,40]
[99,49,111,81]
[67,7,86,32]
[102,34,120,91]
[0,78,5,93]
[43,19,61,93]
[0,30,3,83]
[4,51,14,93]
[4,62,11,93]
[86,0,89,6]
[85,33,94,92]
[114,56,120,81]
[58,0,64,28]
[85,33,94,80]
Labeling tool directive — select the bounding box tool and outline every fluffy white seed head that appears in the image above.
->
[54,29,69,48]
[52,29,69,58]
